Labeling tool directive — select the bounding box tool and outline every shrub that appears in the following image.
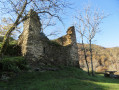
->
[0,57,28,72]
[0,35,14,42]
[0,40,21,56]
[5,44,21,56]
[0,35,4,42]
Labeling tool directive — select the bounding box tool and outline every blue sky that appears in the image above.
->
[45,0,119,48]
[0,0,119,48]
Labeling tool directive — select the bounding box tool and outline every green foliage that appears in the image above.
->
[0,35,14,42]
[9,37,15,41]
[0,40,21,56]
[0,42,2,48]
[9,40,17,45]
[0,35,4,42]
[0,57,28,72]
[0,67,119,89]
[4,44,21,56]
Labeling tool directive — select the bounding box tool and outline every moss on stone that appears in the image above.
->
[48,40,62,47]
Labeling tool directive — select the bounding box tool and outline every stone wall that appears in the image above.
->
[54,26,77,46]
[18,9,79,68]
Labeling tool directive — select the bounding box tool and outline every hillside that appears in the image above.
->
[0,41,119,89]
[0,67,119,90]
[78,43,119,73]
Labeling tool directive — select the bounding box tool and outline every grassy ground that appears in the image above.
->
[0,67,119,90]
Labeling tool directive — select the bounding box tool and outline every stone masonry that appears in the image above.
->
[18,10,79,68]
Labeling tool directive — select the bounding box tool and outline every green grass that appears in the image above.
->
[0,67,119,90]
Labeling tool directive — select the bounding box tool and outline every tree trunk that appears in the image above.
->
[82,39,90,75]
[89,40,94,76]
[0,0,27,59]
[0,26,15,57]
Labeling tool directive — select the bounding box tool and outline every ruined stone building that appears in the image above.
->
[18,10,79,68]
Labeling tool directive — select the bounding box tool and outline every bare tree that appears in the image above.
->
[74,19,90,75]
[0,17,21,38]
[0,0,69,57]
[74,5,106,76]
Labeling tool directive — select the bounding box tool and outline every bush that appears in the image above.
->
[5,44,21,56]
[0,35,14,42]
[0,40,21,56]
[0,35,4,42]
[0,57,28,72]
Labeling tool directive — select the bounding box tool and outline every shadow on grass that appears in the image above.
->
[0,67,119,90]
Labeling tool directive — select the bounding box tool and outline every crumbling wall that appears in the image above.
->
[18,9,79,68]
[54,26,77,46]
[54,26,79,66]
[18,10,47,67]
